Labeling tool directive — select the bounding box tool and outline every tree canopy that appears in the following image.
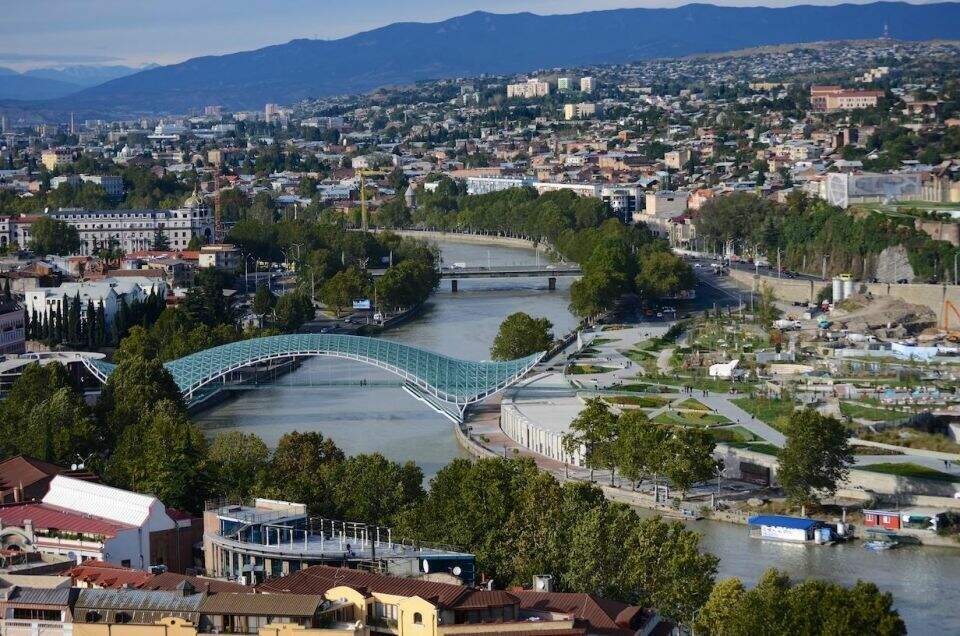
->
[490,312,554,360]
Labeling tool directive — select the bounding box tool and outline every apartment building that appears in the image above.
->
[810,86,884,112]
[507,79,551,99]
[580,76,595,93]
[664,149,691,170]
[0,299,25,354]
[49,174,125,198]
[563,103,597,120]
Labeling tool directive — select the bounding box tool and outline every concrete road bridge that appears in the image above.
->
[80,334,543,422]
[439,264,582,292]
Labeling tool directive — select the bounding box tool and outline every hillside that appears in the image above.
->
[12,2,960,116]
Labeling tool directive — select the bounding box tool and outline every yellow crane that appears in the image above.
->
[357,168,390,232]
[944,300,960,342]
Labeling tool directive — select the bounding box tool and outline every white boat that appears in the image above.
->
[864,540,897,551]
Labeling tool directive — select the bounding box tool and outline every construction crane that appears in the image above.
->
[357,168,390,232]
[944,300,960,342]
[213,163,224,244]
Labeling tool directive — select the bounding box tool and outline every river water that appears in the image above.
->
[197,238,957,634]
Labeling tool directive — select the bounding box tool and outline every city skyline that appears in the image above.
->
[1,0,939,71]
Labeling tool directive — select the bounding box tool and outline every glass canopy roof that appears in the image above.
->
[83,334,543,406]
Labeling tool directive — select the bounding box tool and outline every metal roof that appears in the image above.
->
[0,502,133,537]
[43,475,161,528]
[83,334,542,408]
[200,593,325,616]
[748,515,820,530]
[3,586,78,607]
[75,588,205,614]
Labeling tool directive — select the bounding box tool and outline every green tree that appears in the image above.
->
[96,355,185,449]
[320,267,369,316]
[252,284,277,317]
[258,431,345,516]
[635,250,695,300]
[28,217,82,255]
[109,399,210,511]
[616,411,669,488]
[695,569,905,636]
[490,312,554,360]
[562,398,619,482]
[329,454,425,525]
[151,229,171,251]
[209,431,270,502]
[662,426,720,496]
[777,409,853,508]
[273,292,314,331]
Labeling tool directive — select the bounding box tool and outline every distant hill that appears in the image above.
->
[24,64,157,89]
[0,64,153,101]
[15,2,960,116]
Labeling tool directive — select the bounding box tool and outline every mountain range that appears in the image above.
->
[0,64,156,101]
[7,2,960,118]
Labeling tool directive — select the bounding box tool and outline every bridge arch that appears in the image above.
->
[81,334,543,420]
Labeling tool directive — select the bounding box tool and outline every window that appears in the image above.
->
[115,612,131,624]
[85,611,101,623]
[121,559,131,568]
[413,612,423,625]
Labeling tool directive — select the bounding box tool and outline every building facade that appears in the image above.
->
[0,299,25,354]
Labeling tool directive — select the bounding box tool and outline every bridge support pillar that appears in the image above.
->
[451,279,458,293]
[548,277,556,291]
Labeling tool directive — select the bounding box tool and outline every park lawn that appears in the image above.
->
[859,428,960,454]
[732,397,795,432]
[654,411,731,427]
[646,374,756,393]
[567,364,614,375]
[590,337,615,346]
[617,383,674,394]
[840,402,908,422]
[859,462,960,482]
[727,441,780,455]
[677,398,711,411]
[605,395,671,408]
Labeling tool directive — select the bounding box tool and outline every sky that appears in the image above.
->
[0,0,935,71]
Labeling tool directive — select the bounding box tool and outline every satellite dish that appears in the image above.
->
[452,566,462,576]
[422,560,430,573]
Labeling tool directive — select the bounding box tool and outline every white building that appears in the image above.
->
[50,174,124,198]
[24,277,167,326]
[465,176,536,195]
[507,79,551,99]
[0,475,179,568]
[563,103,597,120]
[580,77,595,93]
[7,192,214,254]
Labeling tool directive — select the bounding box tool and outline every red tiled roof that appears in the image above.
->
[258,565,479,608]
[0,502,134,537]
[68,560,152,588]
[141,572,250,594]
[0,456,62,492]
[512,591,655,635]
[453,629,585,636]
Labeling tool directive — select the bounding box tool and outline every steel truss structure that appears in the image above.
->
[82,334,543,421]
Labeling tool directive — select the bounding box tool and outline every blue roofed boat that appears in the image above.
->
[748,514,836,544]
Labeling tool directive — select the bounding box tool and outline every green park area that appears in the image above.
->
[732,397,796,432]
[839,402,908,422]
[654,411,731,427]
[859,462,960,483]
[567,364,614,375]
[605,395,671,408]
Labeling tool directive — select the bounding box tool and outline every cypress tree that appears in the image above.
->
[3,278,10,300]
[71,292,82,344]
[85,300,96,349]
[96,302,106,347]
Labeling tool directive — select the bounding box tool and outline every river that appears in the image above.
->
[197,238,956,634]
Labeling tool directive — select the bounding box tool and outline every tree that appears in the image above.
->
[320,267,369,316]
[28,217,82,255]
[695,569,906,636]
[623,515,719,626]
[635,250,695,300]
[209,431,270,502]
[151,228,171,251]
[182,268,235,327]
[662,426,720,496]
[96,355,185,449]
[777,409,853,507]
[616,411,669,488]
[328,454,424,526]
[563,398,619,482]
[273,292,314,331]
[252,284,277,317]
[490,312,554,360]
[109,399,210,511]
[258,431,345,516]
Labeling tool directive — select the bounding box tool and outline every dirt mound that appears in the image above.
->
[830,294,936,333]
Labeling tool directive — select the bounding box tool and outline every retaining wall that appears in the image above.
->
[728,269,960,322]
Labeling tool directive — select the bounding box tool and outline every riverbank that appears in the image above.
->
[383,229,550,253]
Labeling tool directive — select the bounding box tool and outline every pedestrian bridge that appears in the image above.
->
[81,334,543,421]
